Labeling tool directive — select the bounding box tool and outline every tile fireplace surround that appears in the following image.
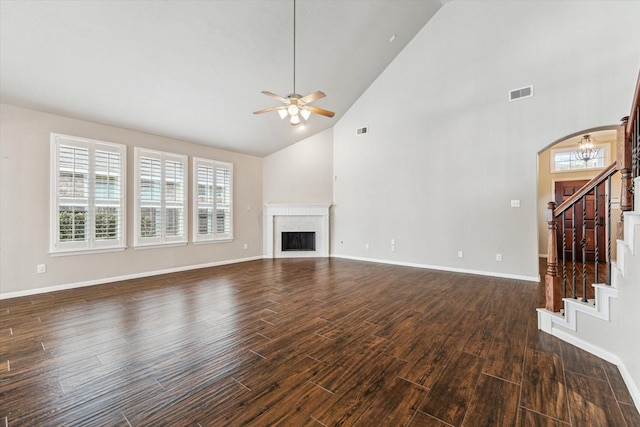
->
[264,203,331,258]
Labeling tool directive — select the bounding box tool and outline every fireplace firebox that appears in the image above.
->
[282,231,316,251]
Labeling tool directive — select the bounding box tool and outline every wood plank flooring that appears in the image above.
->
[1,258,638,426]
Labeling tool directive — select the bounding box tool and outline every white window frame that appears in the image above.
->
[192,157,233,243]
[550,144,609,173]
[50,133,127,255]
[134,147,188,248]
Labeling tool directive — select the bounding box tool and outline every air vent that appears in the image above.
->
[356,126,368,135]
[508,85,533,101]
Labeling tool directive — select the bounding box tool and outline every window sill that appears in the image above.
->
[133,242,188,250]
[192,238,234,245]
[50,246,127,257]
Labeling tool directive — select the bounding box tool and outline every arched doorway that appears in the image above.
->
[536,127,621,277]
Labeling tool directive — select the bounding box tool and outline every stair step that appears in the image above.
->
[538,282,618,333]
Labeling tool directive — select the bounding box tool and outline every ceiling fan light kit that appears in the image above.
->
[253,0,335,126]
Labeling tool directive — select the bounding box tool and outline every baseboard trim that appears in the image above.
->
[549,326,640,411]
[330,254,539,282]
[0,256,264,300]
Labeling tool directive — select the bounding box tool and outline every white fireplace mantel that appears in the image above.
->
[264,203,331,258]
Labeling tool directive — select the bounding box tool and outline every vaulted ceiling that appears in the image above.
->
[0,0,443,157]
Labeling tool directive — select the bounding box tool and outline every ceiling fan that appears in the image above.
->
[253,0,335,126]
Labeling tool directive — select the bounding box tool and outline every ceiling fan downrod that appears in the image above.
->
[252,0,335,125]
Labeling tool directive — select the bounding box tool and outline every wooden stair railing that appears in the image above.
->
[545,69,640,313]
[553,162,618,216]
[545,163,618,312]
[619,69,640,223]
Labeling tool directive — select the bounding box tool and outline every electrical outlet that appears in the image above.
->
[37,264,46,274]
[510,200,520,208]
[496,254,502,262]
[365,243,369,250]
[243,243,248,250]
[458,251,463,258]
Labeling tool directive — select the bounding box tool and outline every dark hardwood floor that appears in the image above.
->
[1,258,638,426]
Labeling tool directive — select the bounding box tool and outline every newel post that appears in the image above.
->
[544,202,562,312]
[618,117,632,239]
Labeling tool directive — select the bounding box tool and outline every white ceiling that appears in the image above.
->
[0,0,443,157]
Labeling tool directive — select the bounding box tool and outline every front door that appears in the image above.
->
[554,180,606,262]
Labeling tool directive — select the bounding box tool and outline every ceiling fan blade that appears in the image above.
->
[253,106,286,115]
[307,105,335,118]
[299,91,326,104]
[261,91,287,103]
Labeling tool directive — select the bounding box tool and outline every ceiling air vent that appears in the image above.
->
[356,126,368,136]
[508,85,533,102]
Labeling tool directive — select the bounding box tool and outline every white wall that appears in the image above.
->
[262,128,334,256]
[573,232,640,407]
[0,104,263,297]
[331,0,640,280]
[262,127,333,204]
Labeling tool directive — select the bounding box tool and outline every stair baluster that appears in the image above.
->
[562,211,567,299]
[581,194,588,302]
[607,175,612,285]
[594,183,599,295]
[572,204,577,299]
[546,162,618,312]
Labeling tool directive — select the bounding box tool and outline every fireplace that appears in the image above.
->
[264,203,330,258]
[282,231,316,251]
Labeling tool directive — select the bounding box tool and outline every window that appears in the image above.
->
[134,148,187,247]
[51,133,126,254]
[192,157,233,242]
[551,145,608,173]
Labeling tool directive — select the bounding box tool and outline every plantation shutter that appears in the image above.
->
[135,148,188,247]
[193,158,233,242]
[94,148,123,242]
[164,156,185,241]
[215,164,232,238]
[139,156,162,243]
[51,134,126,254]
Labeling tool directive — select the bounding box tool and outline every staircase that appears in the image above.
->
[538,70,640,409]
[538,177,640,408]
